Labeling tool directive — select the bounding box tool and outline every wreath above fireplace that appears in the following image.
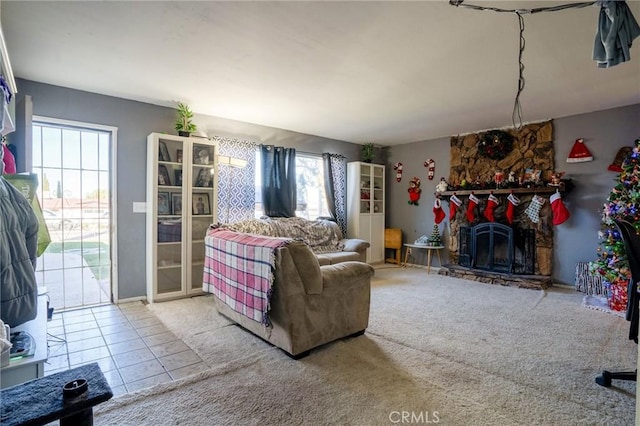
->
[478,130,514,160]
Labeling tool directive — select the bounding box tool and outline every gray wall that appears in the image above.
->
[10,78,640,292]
[385,104,640,285]
[13,78,360,299]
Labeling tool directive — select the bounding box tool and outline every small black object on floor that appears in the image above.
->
[0,362,113,426]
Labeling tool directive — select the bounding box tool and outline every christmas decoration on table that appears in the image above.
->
[483,193,500,222]
[407,177,422,206]
[477,130,514,160]
[591,137,640,311]
[394,162,404,182]
[608,146,633,172]
[427,224,443,247]
[566,138,594,163]
[550,191,571,225]
[433,197,445,224]
[449,194,462,220]
[424,159,436,180]
[524,195,546,223]
[506,192,520,225]
[466,193,479,222]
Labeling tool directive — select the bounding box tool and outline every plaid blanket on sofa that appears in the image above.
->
[203,228,291,325]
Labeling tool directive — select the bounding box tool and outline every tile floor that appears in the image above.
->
[44,302,208,396]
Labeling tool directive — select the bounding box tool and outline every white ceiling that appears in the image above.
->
[2,1,639,145]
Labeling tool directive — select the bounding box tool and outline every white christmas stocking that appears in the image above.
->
[524,195,545,224]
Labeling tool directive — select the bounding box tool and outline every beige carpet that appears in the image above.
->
[95,266,636,425]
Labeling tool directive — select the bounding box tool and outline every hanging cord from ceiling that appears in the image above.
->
[448,1,596,15]
[513,12,525,130]
[449,1,597,129]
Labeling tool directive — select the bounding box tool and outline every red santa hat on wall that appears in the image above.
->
[566,138,593,163]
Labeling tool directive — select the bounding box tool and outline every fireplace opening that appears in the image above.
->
[459,223,536,274]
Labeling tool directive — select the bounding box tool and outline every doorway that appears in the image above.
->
[31,118,116,311]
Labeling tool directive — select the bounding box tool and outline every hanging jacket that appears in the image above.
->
[0,176,39,327]
[593,0,640,68]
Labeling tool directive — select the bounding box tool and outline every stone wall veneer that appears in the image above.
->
[447,120,555,276]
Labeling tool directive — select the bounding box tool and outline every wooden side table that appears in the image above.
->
[403,243,444,273]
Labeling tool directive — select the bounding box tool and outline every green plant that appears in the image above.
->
[361,143,375,162]
[175,102,197,134]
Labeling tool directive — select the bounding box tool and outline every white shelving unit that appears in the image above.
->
[347,161,385,263]
[146,133,218,302]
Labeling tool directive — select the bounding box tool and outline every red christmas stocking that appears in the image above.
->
[483,194,499,222]
[433,198,445,224]
[449,194,462,221]
[466,193,479,222]
[506,193,521,225]
[550,192,571,225]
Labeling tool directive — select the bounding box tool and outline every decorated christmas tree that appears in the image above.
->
[427,224,442,246]
[592,138,640,311]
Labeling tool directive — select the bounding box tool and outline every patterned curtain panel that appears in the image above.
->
[323,153,347,238]
[260,145,297,218]
[212,136,257,224]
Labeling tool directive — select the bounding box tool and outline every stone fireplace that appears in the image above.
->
[438,120,558,289]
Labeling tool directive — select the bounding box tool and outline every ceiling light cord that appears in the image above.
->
[450,1,597,129]
[450,1,596,15]
[512,12,526,130]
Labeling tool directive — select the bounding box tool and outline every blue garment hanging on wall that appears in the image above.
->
[593,0,640,68]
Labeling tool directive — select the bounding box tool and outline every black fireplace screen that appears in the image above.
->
[459,224,535,274]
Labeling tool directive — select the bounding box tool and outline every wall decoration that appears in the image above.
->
[424,159,436,180]
[407,177,421,205]
[608,146,633,172]
[478,130,514,160]
[566,138,593,163]
[393,162,403,182]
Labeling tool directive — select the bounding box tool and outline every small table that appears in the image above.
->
[403,243,444,273]
[1,362,112,426]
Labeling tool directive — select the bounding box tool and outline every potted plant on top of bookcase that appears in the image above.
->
[361,143,375,163]
[175,102,197,137]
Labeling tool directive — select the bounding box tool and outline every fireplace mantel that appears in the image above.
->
[439,184,565,198]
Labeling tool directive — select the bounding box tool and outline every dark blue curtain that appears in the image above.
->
[260,145,296,217]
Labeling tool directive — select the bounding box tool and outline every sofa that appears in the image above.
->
[203,228,374,358]
[221,217,370,265]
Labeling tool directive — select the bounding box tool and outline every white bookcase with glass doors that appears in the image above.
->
[347,161,385,263]
[146,133,218,302]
